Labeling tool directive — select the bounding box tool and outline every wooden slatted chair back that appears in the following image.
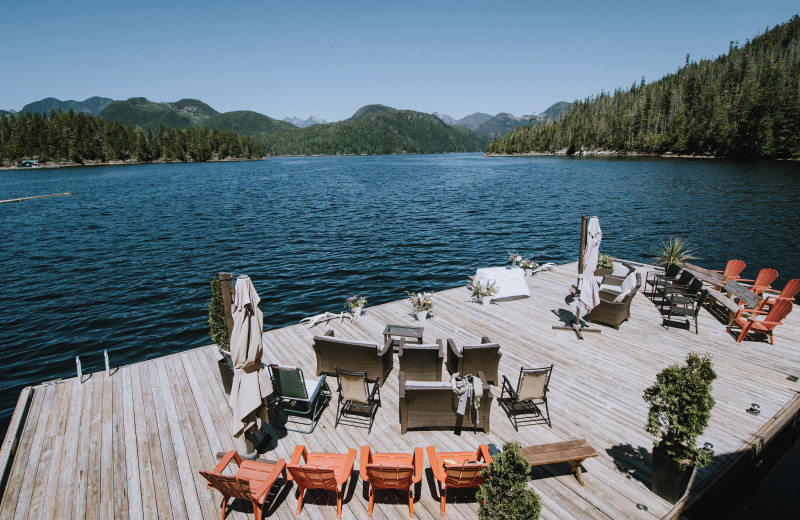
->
[777,279,800,300]
[724,259,746,280]
[749,268,779,295]
[444,462,485,488]
[365,464,415,490]
[199,471,253,501]
[765,299,793,324]
[287,465,338,491]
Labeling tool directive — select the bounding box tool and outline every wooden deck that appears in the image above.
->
[2,262,800,519]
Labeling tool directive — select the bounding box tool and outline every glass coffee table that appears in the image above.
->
[383,324,424,351]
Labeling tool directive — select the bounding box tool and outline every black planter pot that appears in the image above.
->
[651,445,695,503]
[218,351,234,395]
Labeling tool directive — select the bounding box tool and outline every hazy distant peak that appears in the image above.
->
[21,96,115,116]
[283,115,329,127]
[432,112,458,125]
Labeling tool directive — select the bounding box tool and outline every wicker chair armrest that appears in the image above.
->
[399,371,406,398]
[480,336,492,344]
[602,275,625,286]
[598,288,620,301]
[436,338,446,359]
[324,329,335,337]
[477,371,492,396]
[378,337,393,356]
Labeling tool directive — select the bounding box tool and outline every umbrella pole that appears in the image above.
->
[553,215,601,339]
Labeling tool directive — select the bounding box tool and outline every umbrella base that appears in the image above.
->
[553,322,601,340]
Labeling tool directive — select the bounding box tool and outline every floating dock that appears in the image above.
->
[1,262,798,519]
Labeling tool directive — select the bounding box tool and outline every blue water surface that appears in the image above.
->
[1,153,799,434]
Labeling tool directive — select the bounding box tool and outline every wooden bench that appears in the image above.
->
[520,439,599,485]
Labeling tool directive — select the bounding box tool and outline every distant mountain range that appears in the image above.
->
[3,96,569,155]
[282,115,329,128]
[20,96,115,116]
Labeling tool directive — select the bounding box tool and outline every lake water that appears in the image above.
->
[1,154,799,434]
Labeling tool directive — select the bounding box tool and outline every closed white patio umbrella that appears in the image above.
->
[229,275,271,457]
[577,216,603,314]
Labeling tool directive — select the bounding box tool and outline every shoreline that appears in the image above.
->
[0,156,268,171]
[484,150,799,160]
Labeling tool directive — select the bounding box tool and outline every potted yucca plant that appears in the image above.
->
[652,236,697,270]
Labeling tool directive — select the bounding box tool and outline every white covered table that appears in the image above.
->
[474,266,530,300]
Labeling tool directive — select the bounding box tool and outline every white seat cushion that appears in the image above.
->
[621,273,637,293]
[612,289,630,303]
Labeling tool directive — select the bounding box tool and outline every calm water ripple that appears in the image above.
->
[1,154,799,434]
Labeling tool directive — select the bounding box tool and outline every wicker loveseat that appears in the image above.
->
[586,273,642,330]
[312,330,393,386]
[399,371,492,434]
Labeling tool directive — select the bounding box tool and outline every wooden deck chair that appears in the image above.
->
[498,365,553,430]
[739,268,778,296]
[267,364,330,433]
[757,279,799,311]
[727,299,792,344]
[712,259,746,284]
[286,445,357,519]
[360,446,423,518]
[426,445,492,516]
[334,367,380,433]
[199,450,287,520]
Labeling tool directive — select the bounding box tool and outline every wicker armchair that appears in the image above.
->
[398,339,444,381]
[445,337,501,385]
[399,371,492,434]
[586,273,642,330]
[312,330,393,386]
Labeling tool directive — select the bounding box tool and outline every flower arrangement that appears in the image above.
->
[508,252,522,267]
[468,279,498,298]
[345,294,367,310]
[519,259,539,271]
[407,291,433,312]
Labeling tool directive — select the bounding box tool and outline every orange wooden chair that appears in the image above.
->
[286,445,357,519]
[359,446,423,518]
[727,299,793,344]
[739,268,778,296]
[712,259,746,284]
[427,445,493,516]
[199,450,287,520]
[757,279,800,311]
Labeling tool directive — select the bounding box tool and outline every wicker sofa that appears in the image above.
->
[312,330,393,386]
[445,337,502,385]
[586,273,642,330]
[399,371,492,434]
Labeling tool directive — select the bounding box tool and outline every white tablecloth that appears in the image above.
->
[474,266,530,299]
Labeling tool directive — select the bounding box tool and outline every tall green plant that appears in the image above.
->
[209,277,230,353]
[652,236,697,269]
[476,442,541,520]
[643,353,716,469]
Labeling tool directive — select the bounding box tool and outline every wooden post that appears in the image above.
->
[218,272,234,337]
[553,215,600,339]
[578,215,588,276]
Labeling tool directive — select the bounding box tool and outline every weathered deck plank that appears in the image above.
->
[2,262,799,519]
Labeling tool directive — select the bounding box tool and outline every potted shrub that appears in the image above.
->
[652,236,697,270]
[643,353,716,503]
[209,276,234,393]
[508,251,522,268]
[476,442,541,520]
[468,279,499,306]
[345,294,367,319]
[595,253,615,276]
[407,291,433,321]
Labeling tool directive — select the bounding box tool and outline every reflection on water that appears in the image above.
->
[1,154,799,433]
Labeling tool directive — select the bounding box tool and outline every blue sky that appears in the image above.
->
[1,1,797,121]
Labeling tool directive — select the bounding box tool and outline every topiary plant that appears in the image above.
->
[597,253,615,270]
[643,353,716,469]
[209,276,230,354]
[476,442,541,520]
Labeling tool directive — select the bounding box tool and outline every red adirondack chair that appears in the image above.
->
[712,259,746,284]
[360,446,423,518]
[427,445,493,516]
[757,279,800,311]
[739,268,778,296]
[286,445,357,519]
[728,299,792,344]
[199,451,287,520]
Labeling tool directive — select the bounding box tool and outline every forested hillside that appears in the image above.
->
[488,16,800,158]
[262,106,488,155]
[0,110,264,165]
